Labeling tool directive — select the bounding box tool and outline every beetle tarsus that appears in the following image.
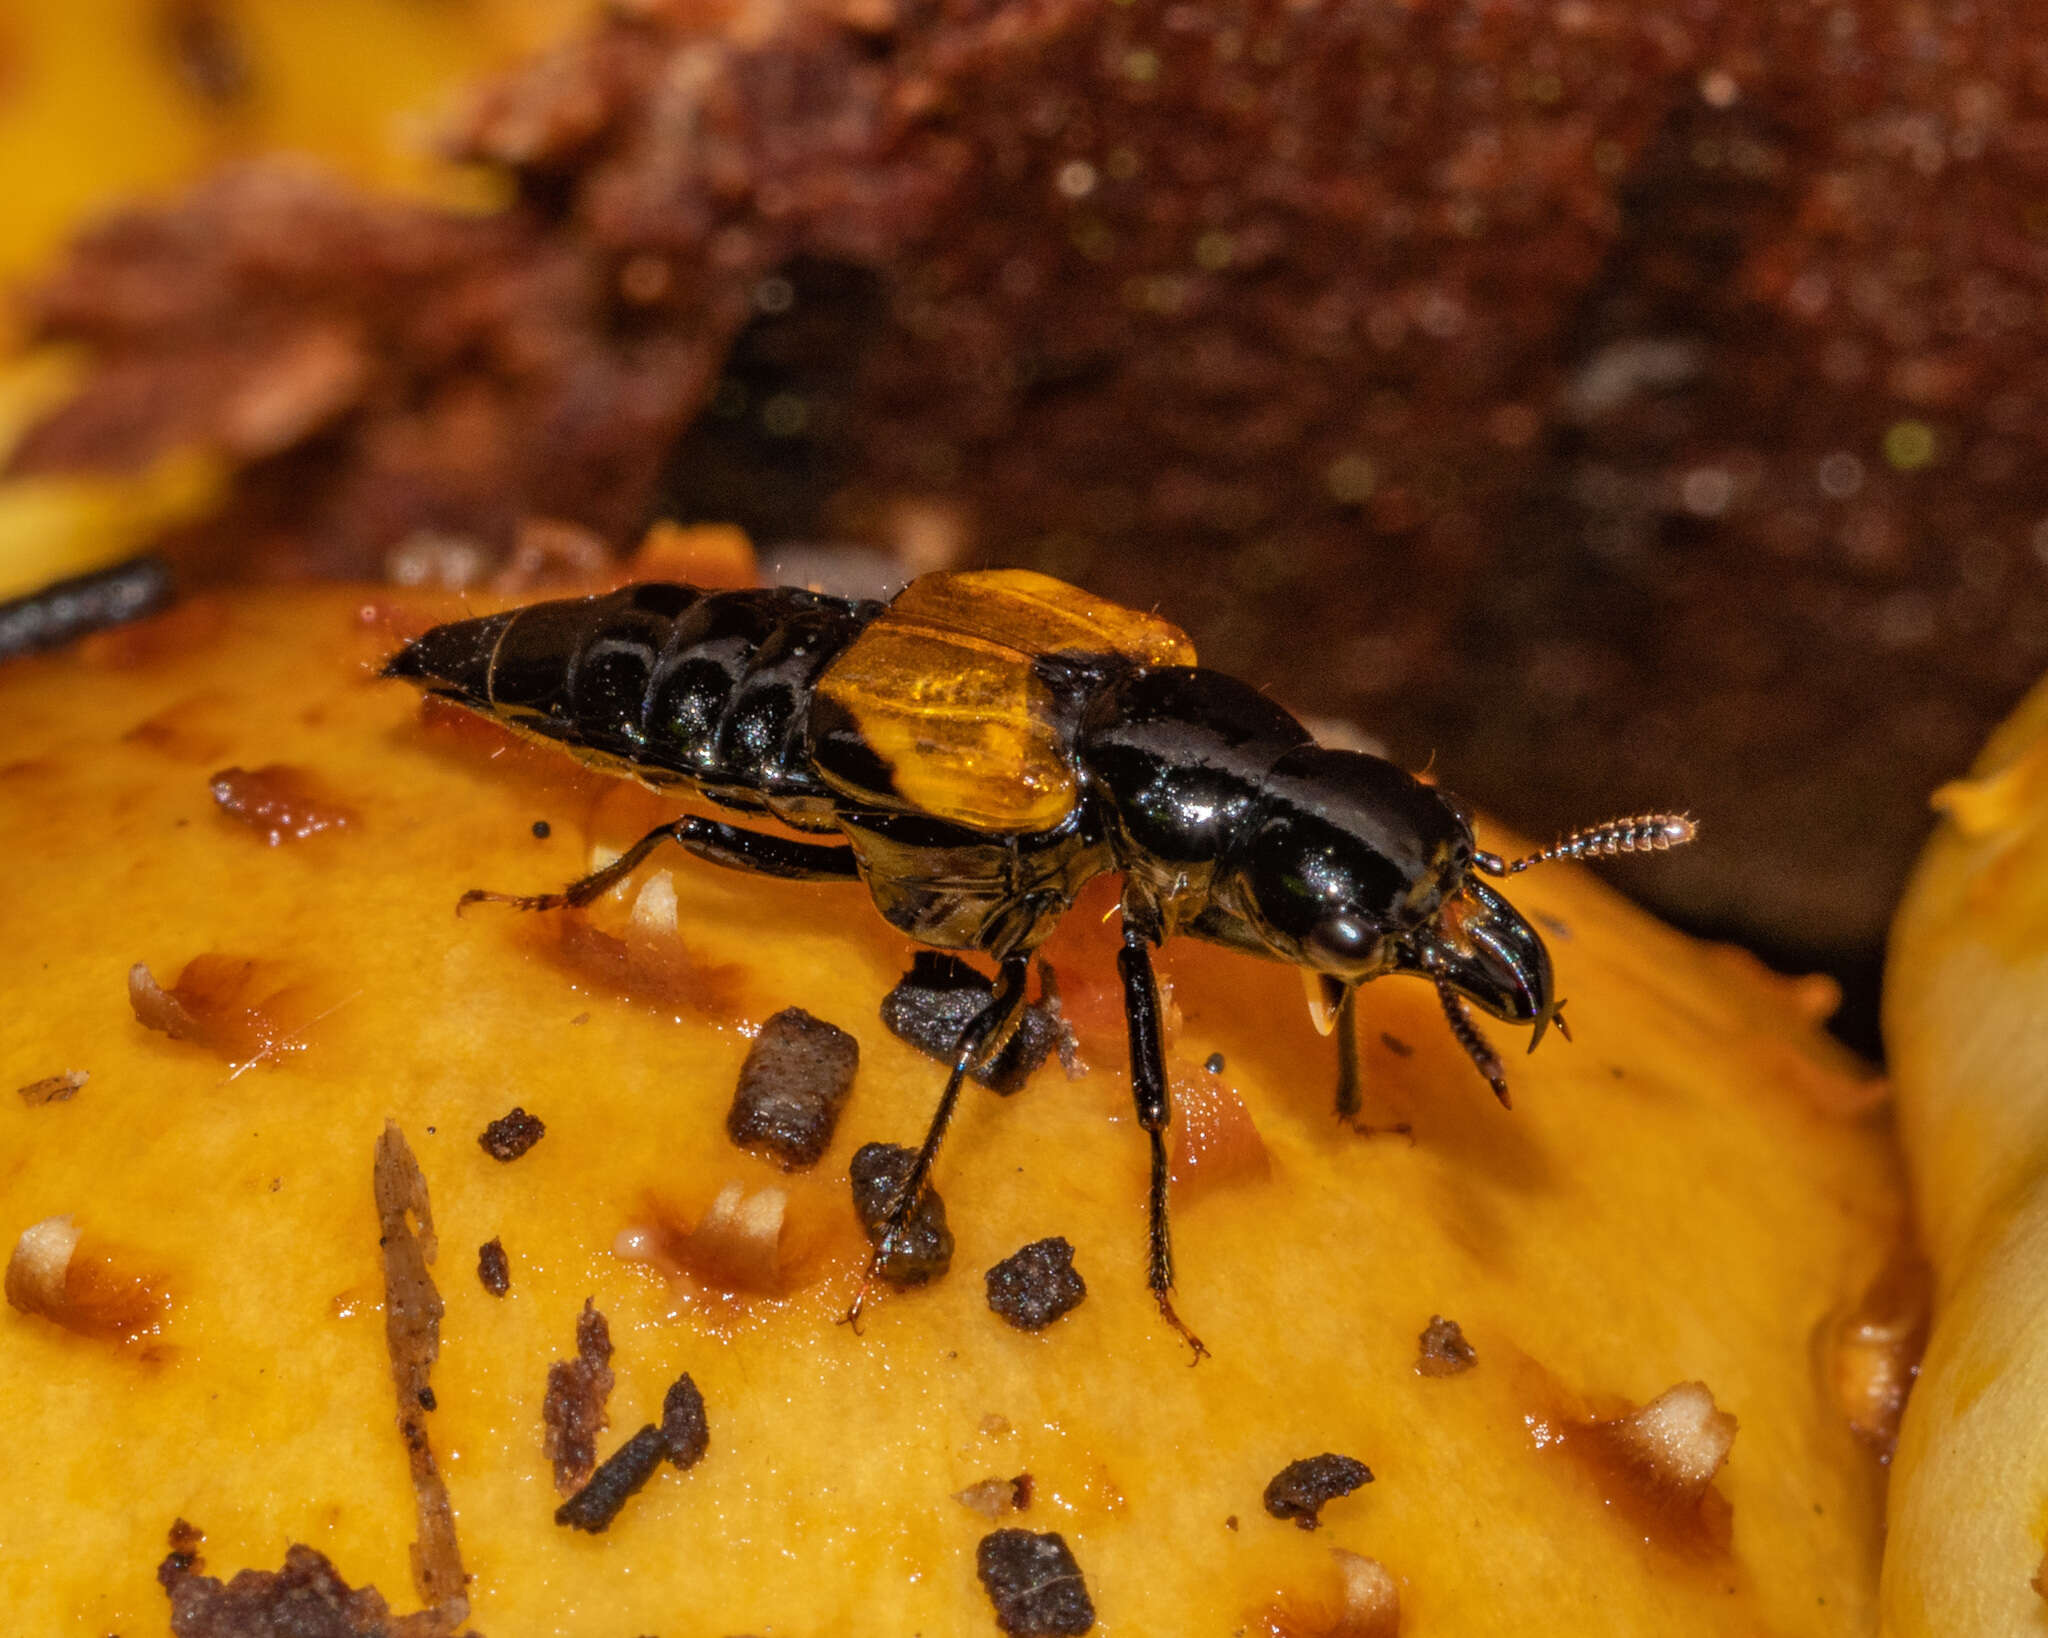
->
[1156,1289,1209,1364]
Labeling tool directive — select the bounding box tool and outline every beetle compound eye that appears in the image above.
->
[1307,913,1384,969]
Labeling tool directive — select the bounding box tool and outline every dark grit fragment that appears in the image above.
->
[160,1533,463,1638]
[477,1238,510,1297]
[1417,1315,1478,1378]
[555,1424,668,1534]
[984,1238,1087,1332]
[1263,1454,1375,1531]
[726,1007,859,1169]
[880,953,1063,1095]
[543,1298,615,1492]
[975,1529,1096,1636]
[17,1070,87,1105]
[849,1142,953,1286]
[372,1124,469,1616]
[659,1372,711,1470]
[478,1105,545,1161]
[555,1370,710,1533]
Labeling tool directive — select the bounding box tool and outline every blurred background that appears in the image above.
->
[5,0,2045,1053]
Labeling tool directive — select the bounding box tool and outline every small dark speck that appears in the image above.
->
[571,1012,590,1026]
[174,816,190,828]
[269,1178,281,1193]
[1224,1514,1239,1531]
[426,1125,437,1135]
[1379,1032,1413,1057]
[417,1386,436,1411]
[1610,1066,1626,1079]
[1536,912,1572,940]
[478,1237,511,1296]
[1203,1051,1225,1074]
[532,819,552,839]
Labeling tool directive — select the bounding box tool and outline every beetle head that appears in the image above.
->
[1227,746,1479,980]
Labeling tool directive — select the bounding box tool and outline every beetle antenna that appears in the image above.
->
[1473,813,1696,877]
[1435,976,1510,1108]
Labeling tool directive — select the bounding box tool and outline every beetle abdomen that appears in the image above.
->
[385,583,883,825]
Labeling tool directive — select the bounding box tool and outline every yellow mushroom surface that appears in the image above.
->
[1,578,1904,1634]
[1884,666,2048,1637]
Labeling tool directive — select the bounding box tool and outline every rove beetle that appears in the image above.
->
[386,568,1693,1356]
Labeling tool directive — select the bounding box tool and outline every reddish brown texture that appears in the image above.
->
[542,1298,615,1493]
[127,954,325,1067]
[16,1070,87,1105]
[545,913,750,1024]
[209,763,358,844]
[370,1123,469,1621]
[5,1215,171,1345]
[20,0,2048,962]
[1527,1380,1738,1560]
[1824,1242,1930,1459]
[160,1536,461,1638]
[1167,1070,1270,1195]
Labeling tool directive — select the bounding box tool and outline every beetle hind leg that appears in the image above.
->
[456,815,859,915]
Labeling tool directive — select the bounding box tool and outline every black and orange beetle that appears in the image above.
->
[386,569,1692,1355]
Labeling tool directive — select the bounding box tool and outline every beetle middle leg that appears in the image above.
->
[1333,984,1363,1121]
[1117,918,1209,1363]
[458,814,859,913]
[845,951,1033,1330]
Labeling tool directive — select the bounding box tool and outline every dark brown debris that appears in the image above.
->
[1264,1454,1375,1531]
[476,1238,510,1297]
[1416,1315,1478,1378]
[848,1141,953,1287]
[157,1517,205,1592]
[160,1533,462,1638]
[372,1123,468,1619]
[17,1070,87,1106]
[984,1238,1087,1332]
[543,1298,615,1493]
[659,1372,711,1471]
[726,1006,860,1170]
[209,763,358,844]
[477,1106,545,1162]
[975,1529,1096,1637]
[880,954,1063,1095]
[556,1424,668,1534]
[555,1370,710,1533]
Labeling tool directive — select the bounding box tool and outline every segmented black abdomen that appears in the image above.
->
[386,583,883,826]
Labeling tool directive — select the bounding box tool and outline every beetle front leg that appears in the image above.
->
[1117,917,1208,1363]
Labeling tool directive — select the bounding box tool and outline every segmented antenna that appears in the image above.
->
[1436,976,1510,1108]
[1475,813,1696,877]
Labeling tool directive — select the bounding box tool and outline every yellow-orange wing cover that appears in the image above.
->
[812,569,1195,833]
